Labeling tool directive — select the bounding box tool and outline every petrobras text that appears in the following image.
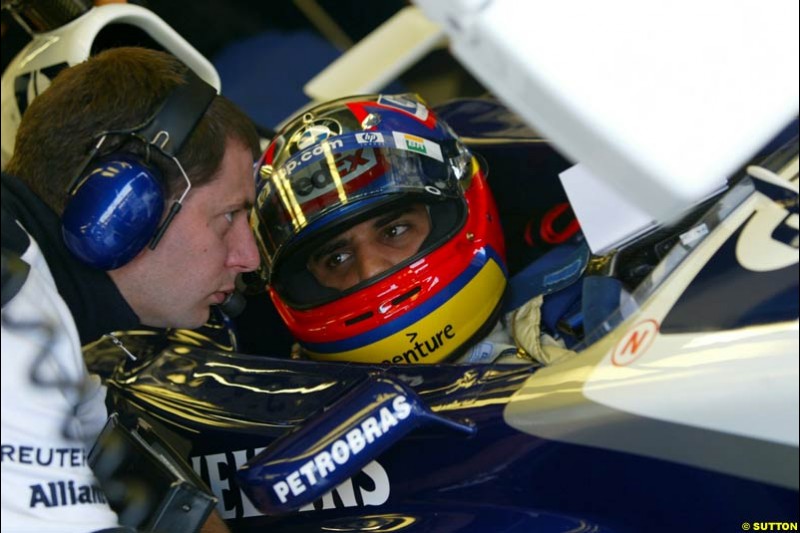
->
[272,395,411,504]
[192,450,390,519]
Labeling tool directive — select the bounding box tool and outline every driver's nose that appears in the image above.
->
[227,215,261,273]
[354,248,394,283]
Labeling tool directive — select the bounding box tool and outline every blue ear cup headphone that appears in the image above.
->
[61,71,216,270]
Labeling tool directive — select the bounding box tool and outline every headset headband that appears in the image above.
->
[66,70,217,196]
[61,70,219,270]
[138,70,217,157]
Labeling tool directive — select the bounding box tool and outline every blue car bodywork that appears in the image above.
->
[85,101,799,533]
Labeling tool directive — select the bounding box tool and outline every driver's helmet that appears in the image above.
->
[252,94,506,364]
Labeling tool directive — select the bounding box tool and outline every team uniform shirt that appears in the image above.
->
[1,174,138,345]
[1,173,138,532]
[1,232,120,531]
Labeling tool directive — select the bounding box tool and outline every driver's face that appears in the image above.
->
[307,203,431,291]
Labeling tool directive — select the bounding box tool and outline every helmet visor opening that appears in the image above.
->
[254,131,471,280]
[272,194,464,308]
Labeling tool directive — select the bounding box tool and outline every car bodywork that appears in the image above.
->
[85,100,799,532]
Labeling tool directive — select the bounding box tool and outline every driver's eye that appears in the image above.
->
[384,223,410,239]
[326,251,351,268]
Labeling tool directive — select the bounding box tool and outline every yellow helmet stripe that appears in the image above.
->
[306,259,506,364]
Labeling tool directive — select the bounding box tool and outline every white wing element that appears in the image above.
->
[303,6,445,103]
[413,0,800,225]
[0,3,221,169]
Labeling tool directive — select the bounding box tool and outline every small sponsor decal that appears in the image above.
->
[611,319,659,366]
[383,325,455,364]
[392,132,443,162]
[463,341,496,364]
[355,131,385,145]
[291,118,342,150]
[378,95,429,121]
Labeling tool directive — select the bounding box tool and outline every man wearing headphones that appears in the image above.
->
[1,47,260,532]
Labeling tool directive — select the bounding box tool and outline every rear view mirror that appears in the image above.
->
[236,373,474,514]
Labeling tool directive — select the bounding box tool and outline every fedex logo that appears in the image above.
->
[290,148,379,202]
[284,138,344,176]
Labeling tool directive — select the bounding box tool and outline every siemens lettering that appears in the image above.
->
[285,138,344,176]
[192,450,390,518]
[272,395,411,504]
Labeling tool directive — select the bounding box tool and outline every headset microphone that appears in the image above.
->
[219,291,246,318]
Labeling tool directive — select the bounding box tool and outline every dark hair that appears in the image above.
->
[6,47,260,214]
